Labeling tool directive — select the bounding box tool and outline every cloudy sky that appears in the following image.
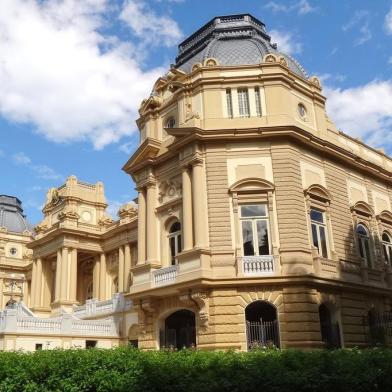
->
[1,0,391,224]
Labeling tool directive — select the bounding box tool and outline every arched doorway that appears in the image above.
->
[160,310,196,350]
[245,301,279,349]
[319,304,341,348]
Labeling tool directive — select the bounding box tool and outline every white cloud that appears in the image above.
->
[120,0,183,47]
[385,6,392,34]
[0,0,172,150]
[270,30,302,55]
[12,151,62,180]
[13,152,31,165]
[342,10,372,46]
[265,0,316,15]
[325,80,392,149]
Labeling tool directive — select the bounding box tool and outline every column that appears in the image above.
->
[99,253,107,300]
[60,247,69,301]
[93,254,100,299]
[54,249,62,302]
[42,259,52,308]
[30,259,37,307]
[34,257,42,308]
[137,189,146,264]
[118,246,125,292]
[69,248,77,302]
[146,183,158,262]
[182,166,193,250]
[124,243,131,291]
[192,160,208,248]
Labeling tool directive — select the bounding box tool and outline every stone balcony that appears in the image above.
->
[73,293,132,319]
[240,255,277,276]
[0,300,126,338]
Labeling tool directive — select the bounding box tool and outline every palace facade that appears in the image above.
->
[1,14,392,351]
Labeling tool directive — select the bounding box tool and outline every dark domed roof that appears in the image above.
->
[175,14,307,78]
[0,195,32,233]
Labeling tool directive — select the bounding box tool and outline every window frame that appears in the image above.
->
[226,88,233,118]
[382,231,392,265]
[237,88,250,118]
[168,221,182,265]
[254,87,262,117]
[304,184,336,262]
[239,204,271,256]
[356,223,372,267]
[310,208,329,259]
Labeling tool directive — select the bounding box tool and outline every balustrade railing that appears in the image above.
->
[73,293,132,319]
[241,255,275,276]
[0,302,120,337]
[153,265,179,286]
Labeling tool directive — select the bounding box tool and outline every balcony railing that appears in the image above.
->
[153,265,179,286]
[0,303,119,337]
[73,293,132,319]
[241,255,275,276]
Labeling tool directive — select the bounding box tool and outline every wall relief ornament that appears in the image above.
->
[158,179,182,203]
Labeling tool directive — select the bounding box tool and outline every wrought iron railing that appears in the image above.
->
[246,319,280,349]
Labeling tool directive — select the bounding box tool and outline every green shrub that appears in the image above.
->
[0,347,390,391]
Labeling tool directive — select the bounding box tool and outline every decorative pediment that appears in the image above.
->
[304,184,331,203]
[351,201,374,217]
[229,178,274,194]
[376,210,392,225]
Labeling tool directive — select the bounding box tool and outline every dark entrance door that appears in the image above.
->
[162,309,196,350]
[245,301,280,349]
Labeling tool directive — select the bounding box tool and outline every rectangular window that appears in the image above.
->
[240,204,270,256]
[226,88,233,118]
[310,208,328,258]
[35,343,43,351]
[254,87,262,116]
[237,88,250,117]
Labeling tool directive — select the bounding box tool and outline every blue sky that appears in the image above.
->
[0,0,392,225]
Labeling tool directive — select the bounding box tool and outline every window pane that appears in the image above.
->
[178,234,182,254]
[311,223,319,249]
[319,226,328,258]
[356,224,368,236]
[241,205,266,217]
[364,239,371,265]
[256,220,269,255]
[238,88,250,117]
[310,209,324,223]
[255,87,262,116]
[241,220,254,256]
[358,239,364,258]
[383,244,389,262]
[226,89,233,118]
[383,232,391,243]
[169,237,176,265]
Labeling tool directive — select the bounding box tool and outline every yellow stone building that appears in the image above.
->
[1,14,392,351]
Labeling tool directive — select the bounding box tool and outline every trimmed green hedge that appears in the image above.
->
[0,347,390,391]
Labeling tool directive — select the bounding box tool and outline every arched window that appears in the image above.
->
[382,231,392,264]
[168,222,182,265]
[166,117,176,128]
[356,224,371,266]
